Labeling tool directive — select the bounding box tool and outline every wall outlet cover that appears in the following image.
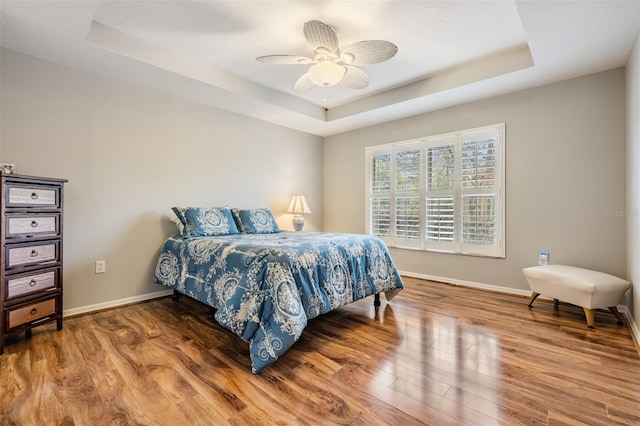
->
[539,251,549,266]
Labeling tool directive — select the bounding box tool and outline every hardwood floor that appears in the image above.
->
[1,277,639,425]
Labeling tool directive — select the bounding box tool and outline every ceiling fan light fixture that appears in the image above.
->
[308,61,346,87]
[257,20,397,91]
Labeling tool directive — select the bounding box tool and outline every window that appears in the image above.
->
[366,124,505,258]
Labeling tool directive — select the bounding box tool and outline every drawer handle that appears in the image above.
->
[31,308,38,315]
[30,249,38,257]
[29,279,37,287]
[31,220,38,228]
[31,192,38,200]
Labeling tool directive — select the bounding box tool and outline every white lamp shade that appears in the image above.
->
[287,195,312,214]
[307,61,346,87]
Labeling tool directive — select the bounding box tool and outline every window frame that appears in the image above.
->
[365,123,505,258]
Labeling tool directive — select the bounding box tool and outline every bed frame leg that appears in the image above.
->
[374,293,381,306]
[208,308,215,320]
[172,290,180,301]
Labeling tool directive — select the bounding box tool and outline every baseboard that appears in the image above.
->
[620,306,640,355]
[63,289,174,317]
[399,270,534,297]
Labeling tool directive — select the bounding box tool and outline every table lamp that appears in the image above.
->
[287,195,311,231]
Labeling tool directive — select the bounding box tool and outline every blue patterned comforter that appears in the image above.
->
[154,232,403,373]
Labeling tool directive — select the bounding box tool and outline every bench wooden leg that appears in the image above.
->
[528,292,540,307]
[609,306,625,326]
[583,308,596,328]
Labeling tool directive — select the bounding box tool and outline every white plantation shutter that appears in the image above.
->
[370,198,391,237]
[366,124,504,257]
[462,195,496,244]
[461,138,496,245]
[425,139,456,251]
[395,197,420,240]
[371,153,391,192]
[461,139,496,190]
[394,148,421,247]
[459,128,502,256]
[368,151,392,243]
[426,197,455,241]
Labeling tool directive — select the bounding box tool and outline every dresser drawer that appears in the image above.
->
[6,269,59,300]
[6,241,59,269]
[6,297,58,330]
[6,184,60,208]
[6,215,60,239]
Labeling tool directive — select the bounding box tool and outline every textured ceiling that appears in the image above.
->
[1,1,639,136]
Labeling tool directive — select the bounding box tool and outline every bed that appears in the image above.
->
[153,207,403,373]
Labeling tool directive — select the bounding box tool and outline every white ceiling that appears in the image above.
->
[1,1,639,137]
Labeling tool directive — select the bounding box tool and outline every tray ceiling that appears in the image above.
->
[1,1,639,136]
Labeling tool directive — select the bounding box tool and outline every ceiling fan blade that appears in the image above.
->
[339,65,369,89]
[303,20,339,54]
[341,40,398,65]
[256,55,314,64]
[293,73,315,91]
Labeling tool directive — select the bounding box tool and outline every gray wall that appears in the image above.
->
[1,46,633,334]
[626,30,640,335]
[324,69,627,293]
[0,49,323,313]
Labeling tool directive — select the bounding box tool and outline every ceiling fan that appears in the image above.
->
[256,20,398,91]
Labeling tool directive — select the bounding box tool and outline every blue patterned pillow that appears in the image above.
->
[232,208,280,234]
[172,207,239,236]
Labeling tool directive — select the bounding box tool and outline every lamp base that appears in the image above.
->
[292,215,305,232]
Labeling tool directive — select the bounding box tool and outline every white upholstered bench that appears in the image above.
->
[522,265,631,328]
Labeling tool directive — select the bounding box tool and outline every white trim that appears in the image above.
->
[63,289,174,317]
[399,270,533,297]
[620,305,640,352]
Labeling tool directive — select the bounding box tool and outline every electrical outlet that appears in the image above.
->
[95,260,106,274]
[539,251,549,266]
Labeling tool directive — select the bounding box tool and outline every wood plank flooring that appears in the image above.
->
[1,277,639,425]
